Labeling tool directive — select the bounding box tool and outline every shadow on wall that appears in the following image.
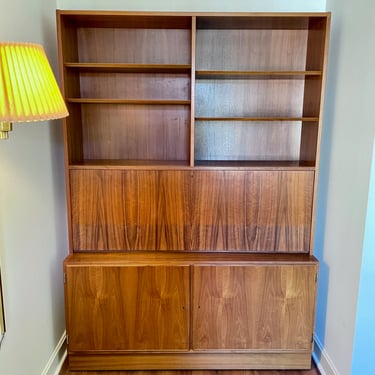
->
[0,269,5,346]
[313,13,342,350]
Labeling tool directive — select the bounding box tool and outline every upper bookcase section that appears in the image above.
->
[57,12,192,66]
[57,11,328,67]
[56,11,330,168]
[195,15,328,73]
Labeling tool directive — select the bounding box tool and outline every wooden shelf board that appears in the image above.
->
[196,70,322,79]
[67,159,315,171]
[67,98,191,105]
[58,11,193,29]
[194,160,316,170]
[195,117,319,122]
[65,63,192,73]
[68,160,191,170]
[65,251,317,265]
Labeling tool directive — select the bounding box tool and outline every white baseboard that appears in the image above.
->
[41,331,339,375]
[41,331,67,375]
[313,335,341,375]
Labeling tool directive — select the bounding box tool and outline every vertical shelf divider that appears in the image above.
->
[190,16,197,168]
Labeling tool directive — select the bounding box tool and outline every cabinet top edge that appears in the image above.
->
[56,10,330,17]
[56,10,330,30]
[64,252,319,266]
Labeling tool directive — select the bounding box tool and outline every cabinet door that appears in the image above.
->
[65,264,190,351]
[192,264,317,350]
[191,170,314,252]
[70,169,191,251]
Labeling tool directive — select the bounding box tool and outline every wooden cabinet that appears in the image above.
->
[64,253,318,370]
[57,10,330,371]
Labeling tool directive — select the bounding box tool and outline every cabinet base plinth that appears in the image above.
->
[68,352,313,371]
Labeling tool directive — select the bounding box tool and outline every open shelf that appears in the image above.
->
[65,62,192,73]
[196,70,322,79]
[67,98,191,105]
[67,160,315,170]
[68,160,191,169]
[195,117,319,122]
[194,160,316,170]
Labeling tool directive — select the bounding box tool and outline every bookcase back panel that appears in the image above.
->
[195,79,305,118]
[80,104,190,161]
[77,28,191,64]
[196,29,308,71]
[195,121,301,161]
[79,73,191,100]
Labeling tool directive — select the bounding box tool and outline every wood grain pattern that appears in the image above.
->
[190,171,314,252]
[70,170,191,251]
[70,170,313,252]
[65,264,190,351]
[63,254,318,370]
[192,264,317,350]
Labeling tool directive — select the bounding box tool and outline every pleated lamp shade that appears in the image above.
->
[0,42,68,139]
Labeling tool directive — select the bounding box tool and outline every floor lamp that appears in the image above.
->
[0,42,68,341]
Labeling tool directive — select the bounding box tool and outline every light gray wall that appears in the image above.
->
[0,0,68,374]
[56,0,325,12]
[314,0,375,374]
[4,1,373,375]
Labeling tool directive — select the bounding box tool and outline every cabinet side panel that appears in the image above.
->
[57,16,84,165]
[191,171,314,252]
[65,264,190,351]
[192,264,317,350]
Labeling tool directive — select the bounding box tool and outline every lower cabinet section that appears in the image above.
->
[64,252,318,370]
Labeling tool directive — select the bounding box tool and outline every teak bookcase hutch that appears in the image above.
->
[56,10,330,371]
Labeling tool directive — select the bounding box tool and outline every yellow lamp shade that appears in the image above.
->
[0,42,68,137]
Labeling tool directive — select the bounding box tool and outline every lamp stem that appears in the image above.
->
[0,122,12,140]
